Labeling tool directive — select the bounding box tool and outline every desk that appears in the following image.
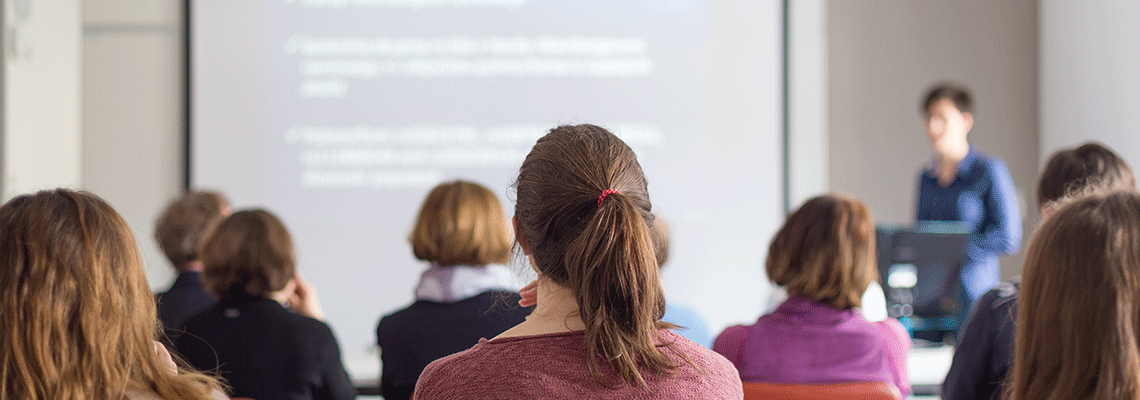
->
[908,345,953,397]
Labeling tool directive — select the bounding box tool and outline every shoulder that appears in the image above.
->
[414,343,498,397]
[712,324,748,358]
[972,151,1013,176]
[982,280,1020,311]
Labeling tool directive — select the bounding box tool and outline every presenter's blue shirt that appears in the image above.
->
[916,147,1021,303]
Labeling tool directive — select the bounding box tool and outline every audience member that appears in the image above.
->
[173,209,356,400]
[1007,190,1140,400]
[413,124,742,399]
[651,215,713,348]
[915,83,1021,308]
[376,180,530,400]
[0,189,225,400]
[154,191,230,339]
[942,142,1136,400]
[713,194,910,396]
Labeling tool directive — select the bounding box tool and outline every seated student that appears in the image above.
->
[651,216,713,348]
[413,124,742,399]
[0,189,225,400]
[1007,190,1140,400]
[173,209,356,400]
[376,180,530,400]
[942,142,1136,400]
[154,191,230,339]
[713,194,910,396]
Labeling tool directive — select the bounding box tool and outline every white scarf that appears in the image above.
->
[414,264,523,303]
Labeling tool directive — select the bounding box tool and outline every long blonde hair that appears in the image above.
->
[1008,190,1140,400]
[0,189,223,399]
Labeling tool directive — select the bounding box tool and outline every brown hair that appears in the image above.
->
[154,191,229,269]
[922,82,973,115]
[650,214,670,267]
[766,194,876,310]
[0,189,222,399]
[1038,142,1136,209]
[201,209,295,301]
[514,124,680,387]
[1008,190,1140,400]
[410,180,511,266]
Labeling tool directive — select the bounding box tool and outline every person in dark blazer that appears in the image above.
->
[173,209,356,400]
[154,191,229,339]
[376,181,531,400]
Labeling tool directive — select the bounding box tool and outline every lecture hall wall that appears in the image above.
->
[4,0,1138,290]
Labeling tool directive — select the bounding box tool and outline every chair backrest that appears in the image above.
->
[741,381,901,400]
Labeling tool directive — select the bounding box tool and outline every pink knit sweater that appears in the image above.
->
[413,329,743,399]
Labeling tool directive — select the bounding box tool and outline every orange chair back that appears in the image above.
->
[741,381,901,400]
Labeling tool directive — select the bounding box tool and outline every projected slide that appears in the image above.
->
[191,0,783,380]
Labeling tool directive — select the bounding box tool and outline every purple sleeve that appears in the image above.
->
[876,319,912,397]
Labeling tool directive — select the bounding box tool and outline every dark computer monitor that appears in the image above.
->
[876,225,968,339]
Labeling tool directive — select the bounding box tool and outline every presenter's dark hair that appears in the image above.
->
[1038,142,1136,209]
[513,124,682,387]
[1008,190,1140,400]
[201,209,295,301]
[922,83,972,114]
[766,194,876,310]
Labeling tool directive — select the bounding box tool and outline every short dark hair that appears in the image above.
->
[201,209,295,301]
[923,83,973,115]
[1038,142,1136,208]
[154,191,229,268]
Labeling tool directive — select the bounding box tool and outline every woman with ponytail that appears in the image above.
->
[413,124,741,399]
[712,194,910,396]
[0,189,225,400]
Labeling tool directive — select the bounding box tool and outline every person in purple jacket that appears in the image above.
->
[713,194,911,396]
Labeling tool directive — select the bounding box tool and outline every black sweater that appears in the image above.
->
[173,296,356,400]
[376,291,531,400]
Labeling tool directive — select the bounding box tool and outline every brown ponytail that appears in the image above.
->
[514,124,684,387]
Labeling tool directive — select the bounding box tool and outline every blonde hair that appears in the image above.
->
[410,181,511,266]
[767,194,877,309]
[0,189,222,399]
[1008,190,1140,400]
[201,209,295,301]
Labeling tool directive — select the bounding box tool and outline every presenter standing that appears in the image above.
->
[915,83,1020,310]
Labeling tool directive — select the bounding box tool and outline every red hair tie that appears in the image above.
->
[598,188,619,207]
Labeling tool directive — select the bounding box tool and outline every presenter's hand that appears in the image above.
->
[289,273,326,321]
[519,280,538,308]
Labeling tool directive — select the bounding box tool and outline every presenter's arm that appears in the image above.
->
[975,159,1021,255]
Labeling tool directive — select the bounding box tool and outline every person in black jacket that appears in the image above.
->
[942,142,1136,400]
[173,209,356,400]
[154,191,229,340]
[376,181,531,400]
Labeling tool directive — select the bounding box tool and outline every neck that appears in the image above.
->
[495,276,585,339]
[178,261,204,273]
[937,142,970,170]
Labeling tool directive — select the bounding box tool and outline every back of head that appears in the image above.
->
[1009,190,1140,400]
[201,209,295,301]
[1037,142,1136,209]
[922,82,973,114]
[410,180,511,266]
[514,124,673,387]
[155,191,230,268]
[0,189,219,399]
[767,194,876,310]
